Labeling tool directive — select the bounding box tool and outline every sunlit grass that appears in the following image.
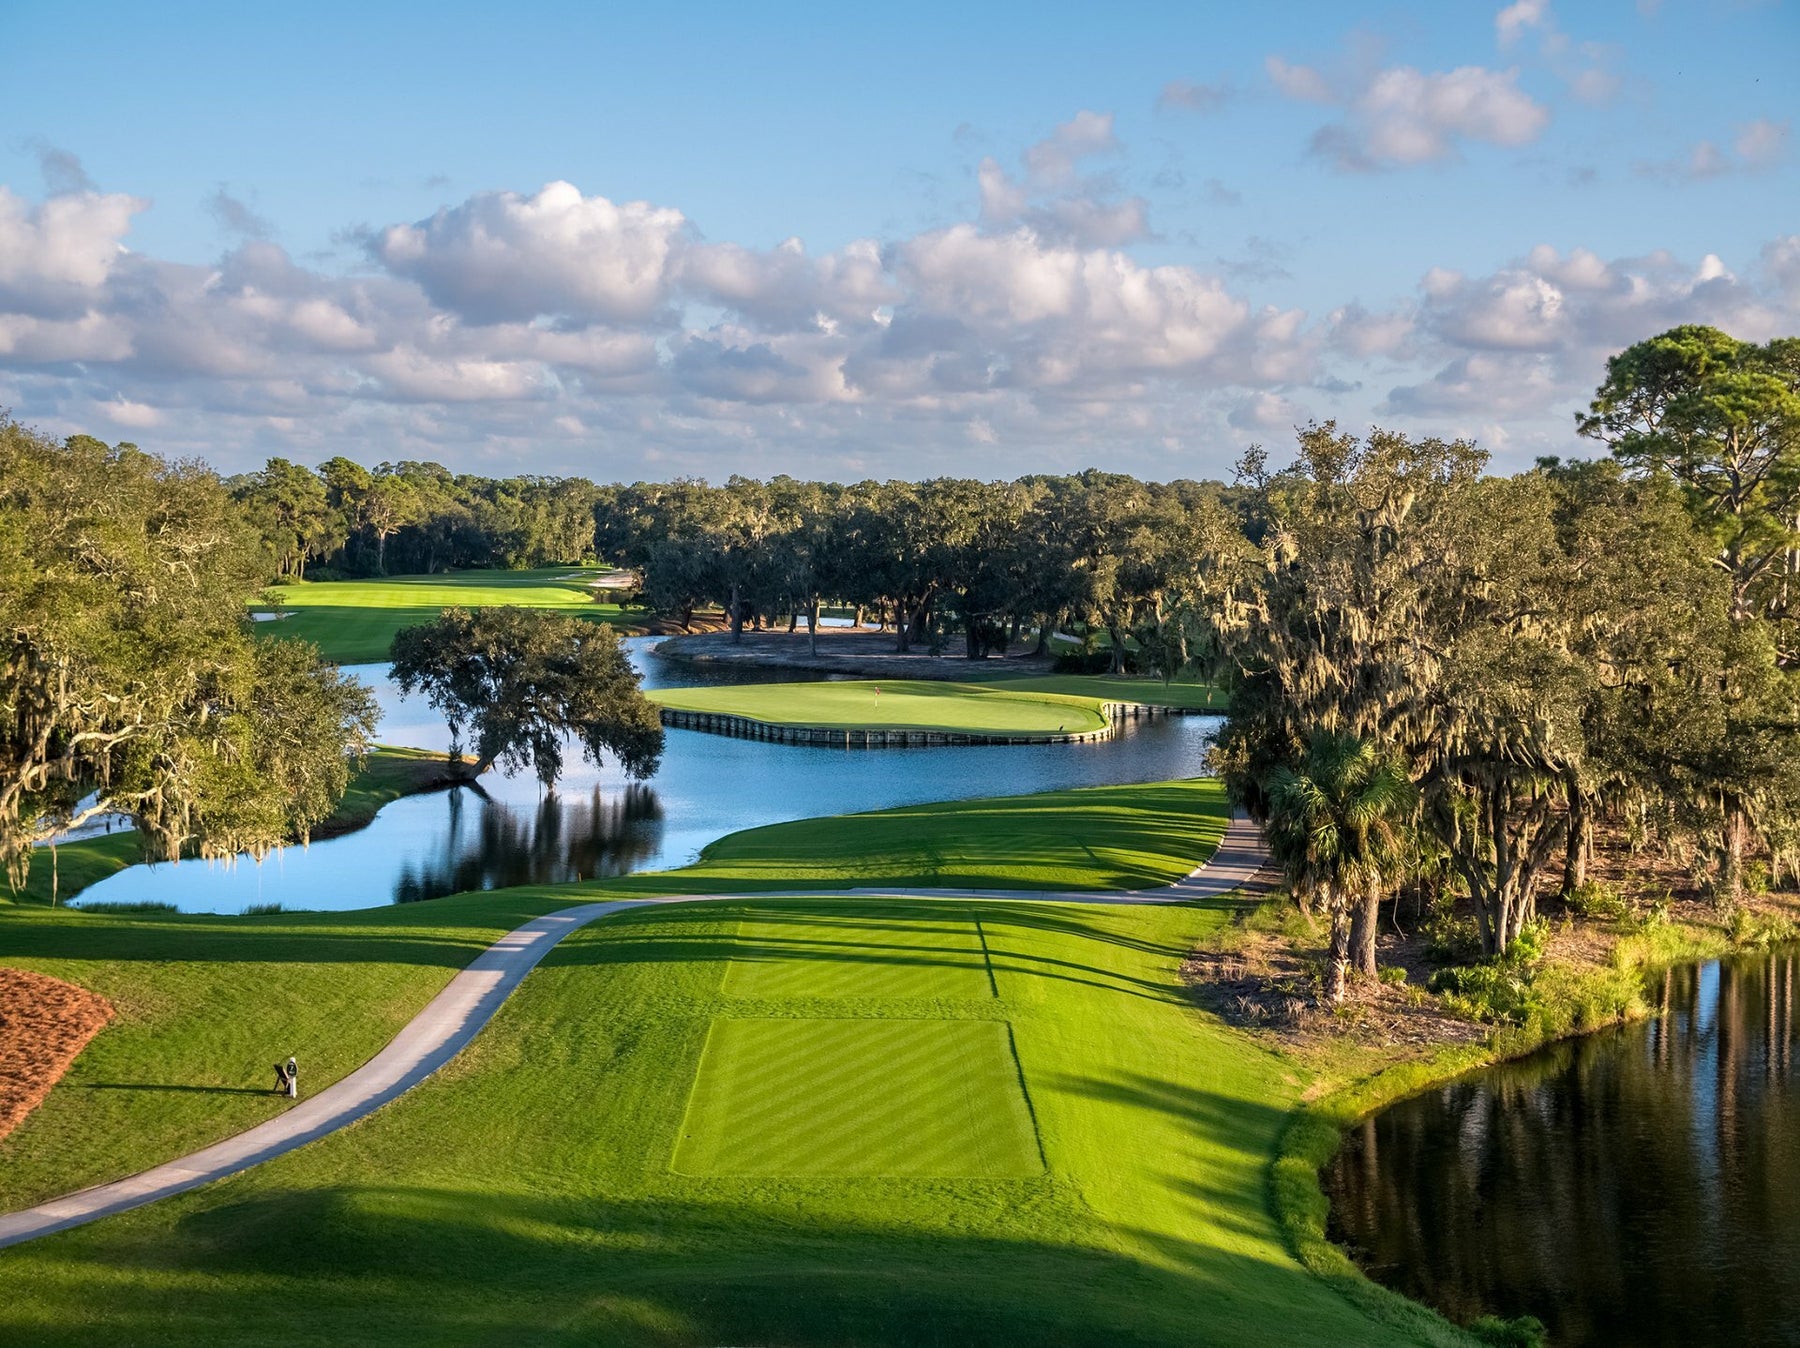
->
[251,566,644,663]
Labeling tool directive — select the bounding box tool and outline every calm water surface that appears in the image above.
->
[1325,948,1800,1347]
[79,639,1217,913]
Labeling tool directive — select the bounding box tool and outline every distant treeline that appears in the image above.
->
[225,324,1800,691]
[227,456,601,579]
[230,455,1234,671]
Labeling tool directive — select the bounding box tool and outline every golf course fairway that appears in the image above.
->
[250,568,642,664]
[0,778,1457,1345]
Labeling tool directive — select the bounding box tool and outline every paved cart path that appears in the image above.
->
[0,813,1269,1251]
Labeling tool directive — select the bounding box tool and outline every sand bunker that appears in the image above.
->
[0,969,114,1142]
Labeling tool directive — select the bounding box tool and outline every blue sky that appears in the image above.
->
[1,0,1794,480]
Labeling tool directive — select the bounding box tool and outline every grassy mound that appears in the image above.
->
[650,678,1111,735]
[251,567,643,663]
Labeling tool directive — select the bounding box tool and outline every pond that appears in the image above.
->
[1324,947,1800,1346]
[76,639,1218,914]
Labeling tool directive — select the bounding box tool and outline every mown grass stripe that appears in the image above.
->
[672,1018,1043,1178]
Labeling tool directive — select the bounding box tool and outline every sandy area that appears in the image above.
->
[0,969,114,1143]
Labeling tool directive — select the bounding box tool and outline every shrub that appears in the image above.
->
[1052,649,1120,674]
[1377,965,1408,986]
[76,899,179,914]
[1729,907,1798,949]
[1423,915,1483,965]
[1430,963,1535,1025]
[1564,880,1629,922]
[1471,1313,1547,1347]
[1508,917,1551,968]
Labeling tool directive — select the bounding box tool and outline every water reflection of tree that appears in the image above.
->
[1324,949,1800,1346]
[392,785,663,903]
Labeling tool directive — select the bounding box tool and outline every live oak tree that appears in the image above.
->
[389,607,664,786]
[1,422,377,896]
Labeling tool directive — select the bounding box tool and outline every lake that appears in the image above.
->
[1324,946,1800,1346]
[76,639,1218,914]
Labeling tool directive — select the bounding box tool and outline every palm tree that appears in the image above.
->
[1263,730,1416,1005]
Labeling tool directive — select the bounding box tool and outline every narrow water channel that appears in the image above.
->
[1324,947,1800,1346]
[76,640,1217,914]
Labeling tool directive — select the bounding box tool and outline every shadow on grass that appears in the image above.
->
[80,1084,276,1097]
[0,1177,1347,1347]
[0,890,577,970]
[542,897,1239,1006]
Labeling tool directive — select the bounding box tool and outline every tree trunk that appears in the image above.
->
[1032,614,1054,659]
[807,593,821,657]
[895,595,911,652]
[1721,800,1749,907]
[1562,786,1592,899]
[1106,623,1126,675]
[1351,892,1378,978]
[729,582,745,644]
[376,528,389,576]
[1326,900,1351,1005]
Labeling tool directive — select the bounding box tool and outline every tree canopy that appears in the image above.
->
[389,607,664,786]
[0,421,377,890]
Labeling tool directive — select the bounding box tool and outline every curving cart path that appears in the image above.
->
[0,812,1269,1252]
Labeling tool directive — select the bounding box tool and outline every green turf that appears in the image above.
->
[672,1018,1042,1178]
[0,889,1439,1345]
[721,907,995,999]
[251,567,645,664]
[0,777,1456,1345]
[320,744,468,836]
[2,832,141,908]
[650,678,1111,735]
[0,779,1221,1210]
[614,777,1230,893]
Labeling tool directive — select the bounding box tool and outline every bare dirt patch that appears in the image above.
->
[0,968,114,1142]
[1182,917,1487,1068]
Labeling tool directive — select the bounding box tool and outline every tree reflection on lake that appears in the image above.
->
[1325,948,1800,1346]
[392,784,664,903]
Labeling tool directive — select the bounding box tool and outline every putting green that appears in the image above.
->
[722,908,995,999]
[672,1018,1042,1178]
[650,679,1110,736]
